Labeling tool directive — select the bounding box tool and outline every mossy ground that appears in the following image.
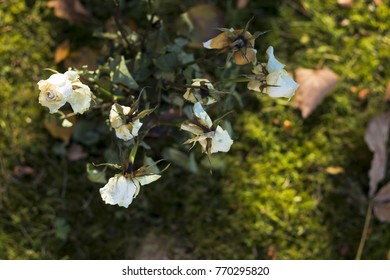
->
[1,0,389,259]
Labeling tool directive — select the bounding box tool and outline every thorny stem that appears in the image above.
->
[355,200,373,260]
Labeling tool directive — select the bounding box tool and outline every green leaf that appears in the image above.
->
[54,218,71,241]
[86,163,107,184]
[133,106,157,121]
[155,53,178,71]
[162,148,198,173]
[111,56,139,90]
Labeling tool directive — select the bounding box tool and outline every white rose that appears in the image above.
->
[37,73,73,113]
[64,70,92,114]
[181,102,233,154]
[109,104,143,141]
[99,173,161,208]
[264,46,299,99]
[67,81,92,114]
[183,78,216,105]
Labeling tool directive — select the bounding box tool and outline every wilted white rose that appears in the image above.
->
[37,73,73,113]
[183,79,216,105]
[67,82,92,114]
[181,102,233,154]
[64,70,92,114]
[109,104,143,141]
[264,46,299,98]
[265,69,299,98]
[99,173,161,208]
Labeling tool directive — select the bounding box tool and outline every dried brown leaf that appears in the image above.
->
[364,111,390,197]
[44,111,76,144]
[48,0,90,25]
[373,183,390,222]
[55,39,70,64]
[64,47,99,71]
[13,165,35,177]
[293,67,339,118]
[182,4,225,48]
[326,166,344,175]
[337,0,354,7]
[384,82,390,101]
[67,143,88,161]
[358,88,370,100]
[237,0,250,10]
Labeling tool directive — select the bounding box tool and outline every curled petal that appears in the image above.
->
[193,102,212,128]
[211,125,233,153]
[109,104,131,128]
[265,70,299,98]
[203,32,231,49]
[232,48,257,65]
[130,119,143,137]
[247,80,262,92]
[181,123,204,136]
[266,46,285,73]
[67,82,91,114]
[114,120,143,141]
[64,70,79,82]
[99,175,137,208]
[183,79,217,105]
[136,174,161,186]
[46,73,69,87]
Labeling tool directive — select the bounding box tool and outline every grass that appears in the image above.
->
[0,0,389,259]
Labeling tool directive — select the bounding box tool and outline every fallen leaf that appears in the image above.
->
[44,111,76,144]
[293,67,339,118]
[64,47,99,71]
[337,0,354,7]
[326,166,344,175]
[177,4,225,48]
[48,0,90,25]
[55,39,70,64]
[364,111,390,197]
[358,88,370,100]
[13,165,34,177]
[267,245,278,260]
[237,0,250,10]
[283,120,292,130]
[384,82,390,101]
[66,143,88,161]
[373,183,390,222]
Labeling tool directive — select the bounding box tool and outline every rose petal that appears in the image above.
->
[99,175,137,208]
[265,69,299,98]
[247,80,262,92]
[193,102,212,128]
[232,48,257,65]
[67,82,91,114]
[211,125,233,153]
[266,46,285,72]
[203,31,231,49]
